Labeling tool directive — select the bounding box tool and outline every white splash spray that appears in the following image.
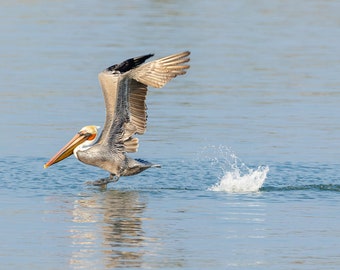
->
[200,146,269,193]
[209,164,269,193]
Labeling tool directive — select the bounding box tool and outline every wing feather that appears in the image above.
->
[96,71,120,145]
[127,51,190,88]
[128,79,148,135]
[96,51,190,153]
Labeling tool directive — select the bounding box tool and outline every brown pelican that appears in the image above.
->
[44,51,190,186]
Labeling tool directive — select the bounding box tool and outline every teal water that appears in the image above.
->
[1,0,340,269]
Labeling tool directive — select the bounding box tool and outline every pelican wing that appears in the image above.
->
[97,51,190,153]
[128,51,190,88]
[125,51,190,136]
[96,54,154,147]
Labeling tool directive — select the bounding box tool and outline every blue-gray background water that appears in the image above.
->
[1,0,340,269]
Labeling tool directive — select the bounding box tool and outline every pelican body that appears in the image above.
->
[44,51,190,186]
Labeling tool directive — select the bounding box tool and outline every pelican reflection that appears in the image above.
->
[69,190,148,268]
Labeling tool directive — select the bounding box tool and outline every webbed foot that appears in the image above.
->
[86,174,119,187]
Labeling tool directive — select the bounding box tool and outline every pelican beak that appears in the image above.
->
[44,131,90,169]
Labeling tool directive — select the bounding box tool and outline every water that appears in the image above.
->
[1,0,340,269]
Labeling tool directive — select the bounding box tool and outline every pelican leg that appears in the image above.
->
[86,174,120,187]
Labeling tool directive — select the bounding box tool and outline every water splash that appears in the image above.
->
[209,165,269,193]
[200,146,269,193]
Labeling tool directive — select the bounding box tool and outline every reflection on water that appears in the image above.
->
[1,0,340,268]
[70,190,147,269]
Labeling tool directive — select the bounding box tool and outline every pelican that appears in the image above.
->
[44,51,190,186]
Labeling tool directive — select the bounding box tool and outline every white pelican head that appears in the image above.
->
[44,125,100,168]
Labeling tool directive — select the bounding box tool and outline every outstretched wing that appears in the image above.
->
[96,54,154,146]
[96,51,191,153]
[125,51,190,137]
[128,51,190,88]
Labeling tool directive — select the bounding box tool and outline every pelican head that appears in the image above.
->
[44,125,100,169]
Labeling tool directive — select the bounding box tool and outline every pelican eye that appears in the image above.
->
[78,130,96,140]
[87,133,96,141]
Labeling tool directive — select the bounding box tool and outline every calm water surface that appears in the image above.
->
[1,0,340,269]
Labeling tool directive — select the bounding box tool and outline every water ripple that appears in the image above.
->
[262,184,340,192]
